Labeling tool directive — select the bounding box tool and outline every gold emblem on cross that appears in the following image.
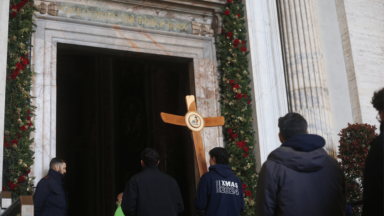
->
[161,95,225,177]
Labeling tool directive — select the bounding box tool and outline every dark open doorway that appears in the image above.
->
[56,44,197,216]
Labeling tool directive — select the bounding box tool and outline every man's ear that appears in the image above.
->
[212,156,216,162]
[157,160,160,166]
[278,133,285,143]
[141,160,145,167]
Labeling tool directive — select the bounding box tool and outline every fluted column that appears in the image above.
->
[277,0,336,154]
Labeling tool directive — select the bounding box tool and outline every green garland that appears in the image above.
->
[3,0,36,200]
[218,0,258,214]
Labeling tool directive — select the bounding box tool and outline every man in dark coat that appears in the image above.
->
[34,158,67,216]
[195,147,244,216]
[122,148,184,216]
[255,113,346,216]
[362,87,383,216]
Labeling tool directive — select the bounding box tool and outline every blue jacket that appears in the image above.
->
[34,169,67,216]
[195,164,244,216]
[255,134,346,216]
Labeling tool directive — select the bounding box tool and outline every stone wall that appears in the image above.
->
[336,0,384,131]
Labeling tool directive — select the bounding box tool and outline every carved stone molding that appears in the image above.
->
[36,2,47,14]
[34,2,58,16]
[48,2,59,16]
[191,21,214,37]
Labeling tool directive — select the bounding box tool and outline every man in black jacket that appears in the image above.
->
[255,113,346,216]
[362,87,383,215]
[121,148,184,216]
[34,158,68,216]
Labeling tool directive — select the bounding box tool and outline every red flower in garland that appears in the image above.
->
[2,186,6,191]
[242,40,246,45]
[221,29,226,34]
[243,147,249,152]
[14,69,20,75]
[27,110,30,114]
[7,181,12,187]
[20,125,27,131]
[229,79,234,85]
[11,184,17,191]
[247,99,250,105]
[11,140,18,146]
[234,39,240,46]
[231,134,238,139]
[243,94,247,98]
[241,47,247,52]
[4,142,10,148]
[246,191,252,197]
[244,153,249,158]
[11,73,17,79]
[16,63,24,71]
[242,183,247,189]
[28,122,32,128]
[236,13,241,18]
[227,129,233,134]
[17,134,20,139]
[236,93,242,99]
[224,10,230,16]
[20,1,26,7]
[237,142,243,147]
[234,84,240,89]
[27,169,30,174]
[11,12,17,18]
[18,176,25,183]
[22,58,28,65]
[27,116,31,121]
[227,0,233,3]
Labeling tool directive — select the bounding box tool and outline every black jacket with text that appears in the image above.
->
[121,165,184,216]
[255,134,346,216]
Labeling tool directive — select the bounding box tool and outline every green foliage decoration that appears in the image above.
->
[3,0,37,200]
[338,123,378,215]
[218,0,258,214]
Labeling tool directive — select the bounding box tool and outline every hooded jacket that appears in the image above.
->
[195,164,244,216]
[255,134,346,216]
[362,120,383,216]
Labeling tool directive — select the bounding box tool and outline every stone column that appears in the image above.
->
[245,0,288,170]
[276,0,336,154]
[0,0,10,188]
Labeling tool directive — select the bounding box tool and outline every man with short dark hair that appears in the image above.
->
[255,113,346,216]
[121,148,184,216]
[195,147,244,216]
[34,158,67,216]
[362,87,383,216]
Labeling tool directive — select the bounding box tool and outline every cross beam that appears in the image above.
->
[161,96,225,177]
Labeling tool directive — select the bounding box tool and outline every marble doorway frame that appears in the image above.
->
[30,14,223,182]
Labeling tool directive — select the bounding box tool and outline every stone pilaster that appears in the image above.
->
[244,0,288,169]
[0,0,11,189]
[277,0,336,155]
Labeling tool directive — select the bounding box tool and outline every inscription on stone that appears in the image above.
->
[58,3,192,34]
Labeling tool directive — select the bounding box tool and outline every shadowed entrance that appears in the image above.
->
[56,44,197,216]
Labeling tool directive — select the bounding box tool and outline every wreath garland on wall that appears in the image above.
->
[218,0,258,214]
[3,0,36,200]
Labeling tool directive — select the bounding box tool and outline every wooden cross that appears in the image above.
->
[161,95,225,177]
